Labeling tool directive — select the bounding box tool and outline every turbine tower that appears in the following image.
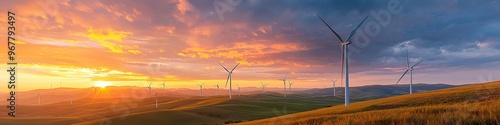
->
[70,95,73,104]
[279,74,288,97]
[288,81,295,92]
[261,82,268,94]
[331,78,339,96]
[319,16,369,106]
[396,49,424,94]
[197,82,205,96]
[219,62,241,99]
[215,82,220,95]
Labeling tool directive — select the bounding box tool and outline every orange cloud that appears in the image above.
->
[87,28,131,53]
[177,0,194,15]
[128,49,142,54]
[177,41,309,62]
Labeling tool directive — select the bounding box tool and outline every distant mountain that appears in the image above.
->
[299,83,455,100]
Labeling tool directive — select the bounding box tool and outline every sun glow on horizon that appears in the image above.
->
[95,81,112,88]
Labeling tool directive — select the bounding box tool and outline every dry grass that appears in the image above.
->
[237,81,500,125]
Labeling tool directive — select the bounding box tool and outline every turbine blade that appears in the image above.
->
[284,73,288,80]
[225,75,230,87]
[318,16,344,43]
[396,69,410,84]
[219,63,230,72]
[406,49,410,68]
[231,62,241,72]
[411,60,424,68]
[344,16,369,42]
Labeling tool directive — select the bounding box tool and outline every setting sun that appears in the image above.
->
[94,81,112,88]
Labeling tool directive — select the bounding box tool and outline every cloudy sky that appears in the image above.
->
[0,0,499,91]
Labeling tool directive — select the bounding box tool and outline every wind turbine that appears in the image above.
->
[279,74,288,97]
[219,62,241,99]
[288,81,295,92]
[146,82,152,97]
[261,82,268,94]
[197,82,205,96]
[331,78,339,96]
[155,91,158,109]
[214,82,220,95]
[396,49,424,94]
[319,15,369,106]
[70,95,73,104]
[37,90,40,105]
[160,81,166,96]
[237,84,241,96]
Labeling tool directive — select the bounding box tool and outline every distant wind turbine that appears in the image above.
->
[146,82,152,97]
[197,82,205,96]
[237,84,241,96]
[288,81,295,92]
[396,49,424,94]
[70,95,73,104]
[319,16,369,106]
[155,91,158,109]
[261,82,268,94]
[37,90,40,105]
[331,78,339,96]
[215,82,220,95]
[160,81,166,96]
[219,62,241,99]
[279,74,288,97]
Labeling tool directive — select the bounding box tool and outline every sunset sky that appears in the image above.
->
[0,0,499,92]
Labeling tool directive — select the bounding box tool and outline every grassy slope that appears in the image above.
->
[236,81,500,125]
[77,93,345,125]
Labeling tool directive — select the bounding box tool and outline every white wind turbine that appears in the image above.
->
[261,82,268,94]
[146,82,152,97]
[37,90,40,105]
[288,81,295,92]
[219,62,240,99]
[237,84,241,96]
[396,49,424,94]
[331,78,339,96]
[215,82,220,95]
[319,16,369,106]
[160,81,166,96]
[197,82,205,96]
[279,74,288,98]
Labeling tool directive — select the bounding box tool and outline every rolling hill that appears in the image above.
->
[0,83,459,125]
[236,81,500,125]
